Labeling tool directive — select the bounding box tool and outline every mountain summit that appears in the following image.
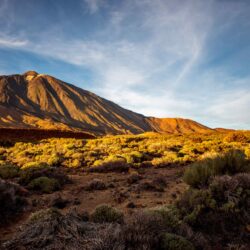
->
[0,72,214,135]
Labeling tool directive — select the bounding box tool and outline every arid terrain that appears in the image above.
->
[0,131,249,249]
[1,166,186,240]
[0,128,95,142]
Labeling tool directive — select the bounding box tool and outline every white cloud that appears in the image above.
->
[206,89,250,129]
[0,37,28,48]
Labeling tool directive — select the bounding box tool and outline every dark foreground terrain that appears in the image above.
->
[0,131,249,249]
[0,128,95,142]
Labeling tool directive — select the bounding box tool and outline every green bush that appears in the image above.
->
[161,233,195,250]
[19,165,69,186]
[148,207,181,231]
[222,149,250,174]
[28,176,61,193]
[0,164,19,179]
[121,212,166,249]
[183,161,213,188]
[91,204,123,223]
[177,173,250,243]
[28,208,61,223]
[183,150,249,188]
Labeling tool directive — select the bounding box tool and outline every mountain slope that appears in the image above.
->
[0,71,214,135]
[147,117,214,134]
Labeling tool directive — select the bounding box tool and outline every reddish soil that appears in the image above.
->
[0,128,95,142]
[0,166,187,242]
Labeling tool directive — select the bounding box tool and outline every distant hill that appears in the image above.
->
[0,71,215,135]
[147,117,214,134]
[214,128,235,133]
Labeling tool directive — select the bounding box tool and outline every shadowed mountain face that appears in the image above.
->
[0,71,214,135]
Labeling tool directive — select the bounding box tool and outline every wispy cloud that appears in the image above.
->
[0,37,28,48]
[28,0,212,87]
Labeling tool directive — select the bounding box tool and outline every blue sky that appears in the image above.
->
[0,0,250,129]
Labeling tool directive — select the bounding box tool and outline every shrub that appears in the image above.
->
[148,207,181,231]
[245,147,250,159]
[0,164,19,179]
[152,154,177,167]
[121,212,166,249]
[71,158,81,168]
[91,204,124,223]
[29,208,61,223]
[85,223,123,250]
[177,173,250,244]
[85,178,107,191]
[0,178,27,225]
[183,162,213,188]
[152,176,167,188]
[127,173,142,184]
[28,176,61,193]
[19,165,69,187]
[123,151,144,164]
[210,174,250,212]
[47,154,63,166]
[88,209,186,250]
[224,132,248,143]
[89,159,129,173]
[222,150,250,174]
[161,233,195,250]
[3,209,86,249]
[21,161,42,170]
[138,177,167,192]
[183,150,249,188]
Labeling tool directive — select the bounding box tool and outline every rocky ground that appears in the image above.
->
[0,166,187,242]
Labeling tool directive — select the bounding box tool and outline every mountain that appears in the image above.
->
[214,128,235,133]
[147,117,213,134]
[0,71,214,135]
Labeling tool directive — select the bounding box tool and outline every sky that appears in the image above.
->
[0,0,250,129]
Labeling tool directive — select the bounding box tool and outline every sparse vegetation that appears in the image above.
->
[3,208,87,249]
[0,178,27,226]
[161,233,195,250]
[85,178,107,191]
[1,132,249,173]
[224,132,248,143]
[91,204,124,224]
[1,131,250,249]
[0,164,19,179]
[183,149,250,188]
[19,165,69,188]
[27,176,61,193]
[177,173,250,246]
